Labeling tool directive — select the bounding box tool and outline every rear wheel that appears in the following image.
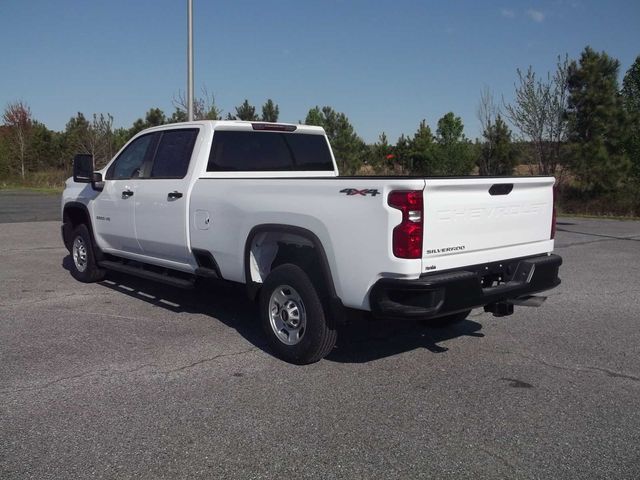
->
[260,264,337,364]
[69,224,106,283]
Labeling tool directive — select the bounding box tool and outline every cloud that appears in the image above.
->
[526,9,545,22]
[501,8,515,18]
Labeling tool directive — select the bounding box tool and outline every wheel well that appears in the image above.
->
[245,226,346,324]
[62,204,93,251]
[248,231,318,282]
[245,227,337,301]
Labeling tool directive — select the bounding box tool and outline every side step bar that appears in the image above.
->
[194,267,219,279]
[98,260,195,289]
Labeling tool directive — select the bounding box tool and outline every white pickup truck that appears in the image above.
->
[62,120,562,364]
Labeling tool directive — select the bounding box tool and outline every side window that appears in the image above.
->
[207,131,334,172]
[208,131,293,171]
[107,134,154,180]
[150,129,199,178]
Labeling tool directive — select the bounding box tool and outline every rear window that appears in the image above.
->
[207,131,334,172]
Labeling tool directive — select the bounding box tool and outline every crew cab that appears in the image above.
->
[62,120,562,364]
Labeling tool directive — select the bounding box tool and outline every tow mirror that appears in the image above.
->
[73,154,94,183]
[73,154,104,192]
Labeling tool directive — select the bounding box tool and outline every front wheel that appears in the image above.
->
[259,264,337,364]
[69,224,106,283]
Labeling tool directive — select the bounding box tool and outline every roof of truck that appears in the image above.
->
[144,120,327,135]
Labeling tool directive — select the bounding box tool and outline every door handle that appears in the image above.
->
[168,191,183,199]
[122,190,134,198]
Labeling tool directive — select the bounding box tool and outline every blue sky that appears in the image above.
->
[1,0,639,143]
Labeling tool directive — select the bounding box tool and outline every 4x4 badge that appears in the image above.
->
[340,188,380,197]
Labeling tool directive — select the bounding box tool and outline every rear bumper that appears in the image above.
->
[369,254,562,320]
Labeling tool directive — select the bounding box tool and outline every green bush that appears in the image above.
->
[557,184,640,217]
[0,168,68,190]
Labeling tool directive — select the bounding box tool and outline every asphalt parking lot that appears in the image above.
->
[1,191,639,479]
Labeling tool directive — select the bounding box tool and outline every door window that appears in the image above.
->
[107,134,154,180]
[150,129,199,178]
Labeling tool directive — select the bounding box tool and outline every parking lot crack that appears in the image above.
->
[162,348,257,374]
[1,368,111,393]
[556,228,640,242]
[476,446,523,476]
[498,349,640,383]
[1,363,160,394]
[582,366,640,382]
[555,229,640,249]
[0,293,101,309]
[0,350,259,393]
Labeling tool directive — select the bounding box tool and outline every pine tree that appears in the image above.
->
[622,55,640,179]
[409,119,434,174]
[261,99,279,122]
[566,46,630,192]
[433,112,475,175]
[129,108,166,137]
[393,134,411,173]
[370,132,392,172]
[304,106,365,174]
[478,115,517,175]
[234,100,258,121]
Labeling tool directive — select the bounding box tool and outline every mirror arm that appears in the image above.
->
[91,172,104,192]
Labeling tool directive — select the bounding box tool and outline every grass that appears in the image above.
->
[0,184,63,194]
[558,211,640,221]
[0,168,68,194]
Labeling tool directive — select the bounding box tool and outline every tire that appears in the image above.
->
[425,310,472,328]
[69,224,106,283]
[259,264,337,365]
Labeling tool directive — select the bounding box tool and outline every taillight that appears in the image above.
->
[551,186,557,239]
[388,190,423,259]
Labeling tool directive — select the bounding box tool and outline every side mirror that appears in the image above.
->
[73,154,104,192]
[91,172,104,192]
[73,154,94,183]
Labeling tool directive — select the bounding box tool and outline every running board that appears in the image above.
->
[98,260,195,289]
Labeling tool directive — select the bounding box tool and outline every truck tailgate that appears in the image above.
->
[422,177,555,272]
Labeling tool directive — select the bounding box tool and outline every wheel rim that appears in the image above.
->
[268,284,307,345]
[72,236,88,273]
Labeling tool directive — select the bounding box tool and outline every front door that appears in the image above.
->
[93,133,155,254]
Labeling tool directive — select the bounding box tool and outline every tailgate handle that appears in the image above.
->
[489,183,513,196]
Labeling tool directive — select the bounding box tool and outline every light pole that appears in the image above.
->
[187,0,194,121]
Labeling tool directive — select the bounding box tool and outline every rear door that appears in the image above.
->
[421,177,555,272]
[134,127,200,266]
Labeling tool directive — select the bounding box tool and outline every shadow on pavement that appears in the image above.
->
[62,255,485,364]
[327,315,484,363]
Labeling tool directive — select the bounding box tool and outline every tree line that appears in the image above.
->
[1,46,639,214]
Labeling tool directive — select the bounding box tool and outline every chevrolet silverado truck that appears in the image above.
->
[62,120,562,364]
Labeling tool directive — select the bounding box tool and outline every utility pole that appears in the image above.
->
[187,0,194,121]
